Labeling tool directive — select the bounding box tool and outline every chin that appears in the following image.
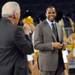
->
[49,19,54,22]
[48,18,55,22]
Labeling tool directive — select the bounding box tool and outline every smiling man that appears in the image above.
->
[34,5,64,75]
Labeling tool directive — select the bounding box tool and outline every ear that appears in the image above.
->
[45,12,47,18]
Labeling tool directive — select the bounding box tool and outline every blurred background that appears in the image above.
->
[0,0,75,23]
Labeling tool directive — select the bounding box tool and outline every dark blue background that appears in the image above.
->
[0,0,75,23]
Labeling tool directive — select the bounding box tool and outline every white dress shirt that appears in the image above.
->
[46,19,56,29]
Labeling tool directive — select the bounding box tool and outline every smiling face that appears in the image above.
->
[45,6,57,22]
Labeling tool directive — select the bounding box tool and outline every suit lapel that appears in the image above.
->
[44,20,57,42]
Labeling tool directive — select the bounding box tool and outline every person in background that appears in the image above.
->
[58,13,75,42]
[22,16,35,75]
[0,1,33,75]
[34,5,64,75]
[22,16,35,37]
[22,16,40,75]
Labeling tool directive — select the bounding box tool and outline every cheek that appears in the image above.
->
[54,13,57,17]
[16,17,19,23]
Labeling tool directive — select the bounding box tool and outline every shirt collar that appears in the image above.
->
[46,18,56,29]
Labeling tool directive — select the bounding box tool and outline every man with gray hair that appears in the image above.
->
[1,1,20,24]
[0,1,33,75]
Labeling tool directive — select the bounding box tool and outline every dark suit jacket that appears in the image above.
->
[34,20,64,71]
[0,18,33,75]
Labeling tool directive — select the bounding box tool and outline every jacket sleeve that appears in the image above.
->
[14,27,34,54]
[34,24,53,51]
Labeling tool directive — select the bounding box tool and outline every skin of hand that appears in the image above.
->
[52,42,63,49]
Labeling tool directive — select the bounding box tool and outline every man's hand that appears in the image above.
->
[52,42,63,49]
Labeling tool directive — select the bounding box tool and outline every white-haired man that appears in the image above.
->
[0,1,33,75]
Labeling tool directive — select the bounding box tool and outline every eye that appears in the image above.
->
[48,12,56,14]
[48,12,51,14]
[52,12,56,14]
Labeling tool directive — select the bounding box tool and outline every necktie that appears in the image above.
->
[51,22,59,42]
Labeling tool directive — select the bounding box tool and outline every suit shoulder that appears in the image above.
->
[36,21,45,28]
